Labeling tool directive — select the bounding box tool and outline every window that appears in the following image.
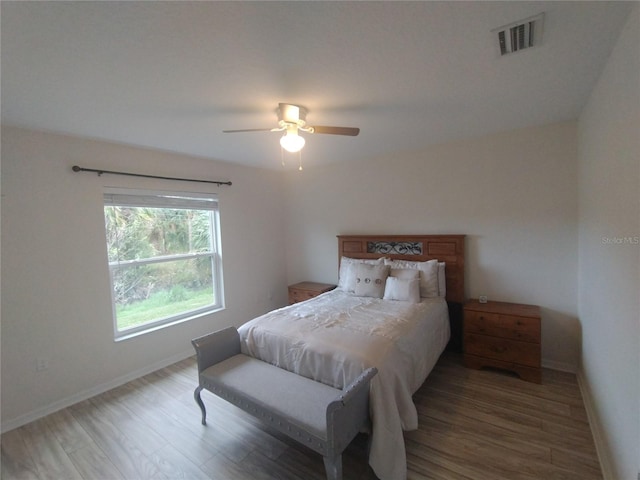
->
[103,188,223,340]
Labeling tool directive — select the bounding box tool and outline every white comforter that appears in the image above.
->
[237,289,450,480]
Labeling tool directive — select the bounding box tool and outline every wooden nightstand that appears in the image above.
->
[288,282,336,305]
[463,299,541,383]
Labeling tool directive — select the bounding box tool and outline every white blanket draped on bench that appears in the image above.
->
[238,289,450,480]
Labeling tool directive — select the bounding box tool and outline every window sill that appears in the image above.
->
[114,306,226,342]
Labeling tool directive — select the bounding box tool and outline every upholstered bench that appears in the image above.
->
[191,326,377,480]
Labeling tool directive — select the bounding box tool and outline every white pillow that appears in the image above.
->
[354,263,389,298]
[389,268,420,280]
[438,262,446,297]
[338,257,384,293]
[384,258,439,298]
[383,277,420,303]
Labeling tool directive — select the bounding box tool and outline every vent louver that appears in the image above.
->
[493,13,544,56]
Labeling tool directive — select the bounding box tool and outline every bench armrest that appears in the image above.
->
[192,326,241,373]
[337,367,377,405]
[326,367,378,454]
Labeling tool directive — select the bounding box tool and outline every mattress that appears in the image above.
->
[237,289,450,480]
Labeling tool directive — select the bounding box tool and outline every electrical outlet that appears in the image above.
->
[36,358,49,372]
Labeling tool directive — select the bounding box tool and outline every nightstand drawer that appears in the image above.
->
[464,333,540,368]
[465,310,540,343]
[288,282,336,305]
[288,289,318,304]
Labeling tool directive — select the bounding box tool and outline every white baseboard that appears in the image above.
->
[1,349,195,434]
[576,369,614,480]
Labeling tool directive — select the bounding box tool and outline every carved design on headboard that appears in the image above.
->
[367,241,423,255]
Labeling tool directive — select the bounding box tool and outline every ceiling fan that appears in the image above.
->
[223,103,360,153]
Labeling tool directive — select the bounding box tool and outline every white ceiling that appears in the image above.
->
[1,1,634,170]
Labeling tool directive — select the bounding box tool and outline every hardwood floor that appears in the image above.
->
[1,352,602,480]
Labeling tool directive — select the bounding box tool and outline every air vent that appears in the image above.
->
[493,13,544,56]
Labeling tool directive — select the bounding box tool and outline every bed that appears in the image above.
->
[238,234,465,480]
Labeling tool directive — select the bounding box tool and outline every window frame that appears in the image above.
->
[103,187,224,341]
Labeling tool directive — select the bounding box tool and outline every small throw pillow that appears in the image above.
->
[338,257,384,293]
[385,259,439,298]
[383,277,420,303]
[354,263,389,298]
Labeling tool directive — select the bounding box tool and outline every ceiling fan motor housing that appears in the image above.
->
[278,103,308,127]
[223,103,358,137]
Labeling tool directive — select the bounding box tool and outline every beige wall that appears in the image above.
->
[577,6,639,480]
[1,126,288,430]
[283,121,579,372]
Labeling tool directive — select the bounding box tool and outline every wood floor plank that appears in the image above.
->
[1,351,603,480]
[415,413,551,462]
[406,452,474,480]
[41,408,93,456]
[195,391,290,461]
[421,372,594,433]
[407,423,594,480]
[18,418,83,480]
[406,440,526,480]
[235,449,303,480]
[426,369,573,416]
[550,447,604,478]
[111,383,219,466]
[88,391,168,456]
[147,444,211,479]
[132,377,257,465]
[417,385,599,455]
[273,447,328,480]
[68,400,164,479]
[200,451,259,480]
[67,443,126,480]
[435,361,586,406]
[1,428,41,480]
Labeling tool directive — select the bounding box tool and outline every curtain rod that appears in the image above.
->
[72,165,232,186]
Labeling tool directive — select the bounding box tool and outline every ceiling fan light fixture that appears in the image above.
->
[223,103,359,164]
[280,130,305,153]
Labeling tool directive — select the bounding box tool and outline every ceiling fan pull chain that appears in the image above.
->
[281,146,285,167]
[298,150,303,171]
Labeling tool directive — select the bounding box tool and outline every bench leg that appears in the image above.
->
[323,454,342,480]
[194,386,207,425]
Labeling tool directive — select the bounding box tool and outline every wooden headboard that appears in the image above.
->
[337,234,466,350]
[337,234,465,303]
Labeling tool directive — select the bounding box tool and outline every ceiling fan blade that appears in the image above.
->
[222,128,274,133]
[310,126,360,136]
